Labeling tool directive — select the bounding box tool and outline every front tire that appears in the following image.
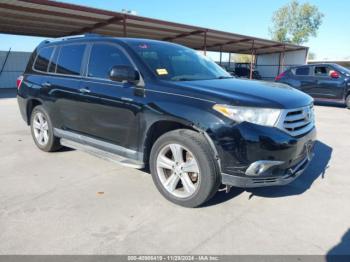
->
[150,129,221,208]
[30,105,61,152]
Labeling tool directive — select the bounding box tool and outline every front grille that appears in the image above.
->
[278,105,315,137]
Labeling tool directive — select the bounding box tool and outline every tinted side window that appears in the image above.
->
[295,67,310,76]
[56,44,86,75]
[314,66,330,76]
[88,43,131,79]
[34,47,54,72]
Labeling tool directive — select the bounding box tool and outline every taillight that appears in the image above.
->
[16,75,23,89]
[275,72,286,81]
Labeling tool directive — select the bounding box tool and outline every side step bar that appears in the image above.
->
[60,138,145,169]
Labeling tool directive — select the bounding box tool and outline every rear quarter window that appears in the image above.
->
[34,47,54,72]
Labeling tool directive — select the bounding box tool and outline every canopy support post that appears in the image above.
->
[123,15,127,37]
[203,30,207,56]
[280,44,286,73]
[249,40,255,80]
[228,52,231,69]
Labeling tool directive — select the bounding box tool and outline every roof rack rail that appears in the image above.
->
[58,33,103,41]
[39,33,103,46]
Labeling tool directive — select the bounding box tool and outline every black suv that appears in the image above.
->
[275,63,350,108]
[17,35,316,207]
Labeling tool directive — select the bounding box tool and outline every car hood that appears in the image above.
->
[172,78,313,109]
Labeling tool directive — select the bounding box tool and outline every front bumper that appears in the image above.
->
[222,153,312,188]
[208,121,317,188]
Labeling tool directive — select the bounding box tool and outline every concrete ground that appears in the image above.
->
[0,89,349,255]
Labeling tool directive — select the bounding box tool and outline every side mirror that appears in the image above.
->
[109,65,140,84]
[330,70,340,79]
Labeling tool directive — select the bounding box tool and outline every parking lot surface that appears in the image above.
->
[0,90,349,255]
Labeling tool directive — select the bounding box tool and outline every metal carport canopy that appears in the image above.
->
[0,0,307,55]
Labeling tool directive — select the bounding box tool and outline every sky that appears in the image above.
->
[0,0,349,60]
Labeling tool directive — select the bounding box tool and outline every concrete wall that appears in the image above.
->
[256,49,308,80]
[0,51,31,89]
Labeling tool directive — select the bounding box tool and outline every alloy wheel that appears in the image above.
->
[156,143,200,198]
[32,112,49,146]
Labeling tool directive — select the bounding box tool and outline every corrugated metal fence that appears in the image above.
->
[0,50,31,89]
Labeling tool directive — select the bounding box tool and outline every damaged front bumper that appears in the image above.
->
[221,153,313,188]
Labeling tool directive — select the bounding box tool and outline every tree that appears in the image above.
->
[231,54,252,63]
[269,0,324,45]
[308,52,316,60]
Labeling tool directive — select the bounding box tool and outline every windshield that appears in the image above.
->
[129,41,231,81]
[333,64,350,76]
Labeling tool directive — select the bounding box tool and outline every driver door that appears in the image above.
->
[79,42,142,149]
[313,65,345,100]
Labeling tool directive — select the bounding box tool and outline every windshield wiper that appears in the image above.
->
[216,76,234,79]
[171,78,195,81]
[171,76,233,81]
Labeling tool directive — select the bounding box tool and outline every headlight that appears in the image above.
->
[213,104,281,127]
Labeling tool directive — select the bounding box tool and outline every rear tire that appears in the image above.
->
[346,95,350,109]
[150,129,221,208]
[30,105,62,152]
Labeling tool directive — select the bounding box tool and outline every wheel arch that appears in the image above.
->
[142,120,221,171]
[345,90,350,108]
[346,89,350,98]
[143,120,194,164]
[26,99,42,125]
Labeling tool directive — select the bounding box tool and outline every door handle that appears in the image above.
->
[121,97,134,102]
[79,87,91,94]
[42,82,51,87]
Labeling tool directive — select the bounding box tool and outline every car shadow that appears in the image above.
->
[327,229,350,261]
[56,146,75,153]
[0,88,17,99]
[204,140,332,206]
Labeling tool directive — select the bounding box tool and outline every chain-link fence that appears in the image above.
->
[218,62,300,81]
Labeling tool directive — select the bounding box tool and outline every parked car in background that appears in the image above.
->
[17,35,316,207]
[224,68,237,78]
[225,65,262,80]
[235,67,262,80]
[275,63,350,108]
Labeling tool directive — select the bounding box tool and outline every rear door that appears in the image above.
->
[30,46,55,101]
[47,43,88,132]
[313,65,345,100]
[291,66,316,96]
